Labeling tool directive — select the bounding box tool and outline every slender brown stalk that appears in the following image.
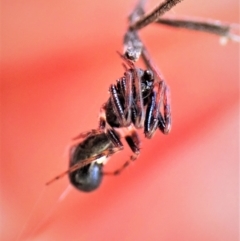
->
[130,0,183,31]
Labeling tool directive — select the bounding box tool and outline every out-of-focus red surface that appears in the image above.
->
[1,0,239,240]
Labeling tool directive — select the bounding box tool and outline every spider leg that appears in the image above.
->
[117,53,146,128]
[106,129,124,149]
[158,84,171,134]
[124,126,141,154]
[109,67,137,127]
[100,100,141,153]
[144,81,171,138]
[108,84,130,127]
[103,126,140,176]
[99,105,141,177]
[121,70,134,124]
[99,106,126,150]
[144,81,163,138]
[72,129,102,141]
[115,67,135,126]
[144,91,158,139]
[103,154,139,176]
[132,67,145,128]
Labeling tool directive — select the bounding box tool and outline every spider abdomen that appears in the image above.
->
[69,133,112,192]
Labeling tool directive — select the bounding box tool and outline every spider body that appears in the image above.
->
[66,60,171,192]
[46,56,171,192]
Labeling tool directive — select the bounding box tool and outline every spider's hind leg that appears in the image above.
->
[103,154,139,176]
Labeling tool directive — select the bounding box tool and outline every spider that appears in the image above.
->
[46,0,239,192]
[46,54,171,192]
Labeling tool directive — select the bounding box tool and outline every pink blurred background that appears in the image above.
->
[1,0,239,240]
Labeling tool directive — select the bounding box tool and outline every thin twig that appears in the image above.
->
[157,18,230,35]
[156,17,240,42]
[130,0,183,31]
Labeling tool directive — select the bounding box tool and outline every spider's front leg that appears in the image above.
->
[118,55,147,129]
[108,67,136,127]
[158,84,171,134]
[116,69,135,125]
[132,67,146,129]
[144,81,171,138]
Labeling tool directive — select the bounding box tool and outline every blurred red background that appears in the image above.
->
[1,0,239,240]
